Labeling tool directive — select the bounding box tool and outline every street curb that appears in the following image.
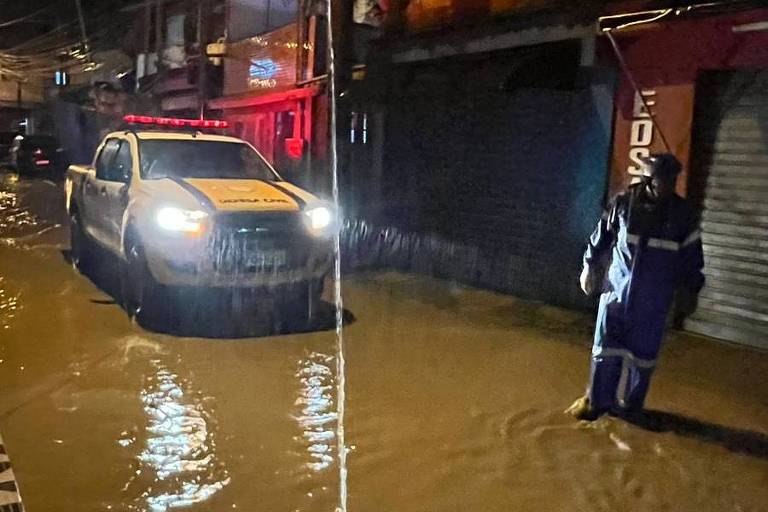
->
[0,434,24,512]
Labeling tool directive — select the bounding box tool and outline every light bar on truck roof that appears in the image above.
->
[123,115,228,129]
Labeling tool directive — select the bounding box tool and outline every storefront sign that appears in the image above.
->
[610,80,694,196]
[224,24,299,96]
[627,89,657,177]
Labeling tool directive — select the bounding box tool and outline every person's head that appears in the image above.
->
[643,153,681,201]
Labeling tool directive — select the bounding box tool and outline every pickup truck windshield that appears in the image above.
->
[140,140,279,180]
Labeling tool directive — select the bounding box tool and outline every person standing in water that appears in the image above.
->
[569,153,705,421]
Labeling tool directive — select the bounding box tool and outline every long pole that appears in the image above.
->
[605,30,672,152]
[156,0,164,72]
[197,0,208,119]
[74,0,88,48]
[326,1,348,511]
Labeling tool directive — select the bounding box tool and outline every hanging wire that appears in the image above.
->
[0,8,131,79]
[0,5,57,28]
[0,0,137,80]
[600,8,673,32]
[597,0,759,155]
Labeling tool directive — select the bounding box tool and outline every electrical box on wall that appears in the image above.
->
[207,40,227,66]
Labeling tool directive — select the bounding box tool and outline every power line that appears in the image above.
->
[0,4,63,29]
[0,2,140,79]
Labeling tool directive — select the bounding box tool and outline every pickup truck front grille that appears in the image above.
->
[209,212,311,274]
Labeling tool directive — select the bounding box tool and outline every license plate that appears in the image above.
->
[248,250,287,267]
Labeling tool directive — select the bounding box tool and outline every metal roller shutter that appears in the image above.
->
[686,71,768,349]
[373,43,615,307]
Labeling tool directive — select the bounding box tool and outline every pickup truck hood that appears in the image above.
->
[169,178,316,212]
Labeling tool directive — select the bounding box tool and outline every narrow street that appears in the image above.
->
[1,172,767,511]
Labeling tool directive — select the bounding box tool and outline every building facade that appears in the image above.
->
[207,1,328,193]
[341,1,618,309]
[606,5,768,348]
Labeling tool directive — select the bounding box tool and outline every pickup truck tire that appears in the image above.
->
[69,211,94,272]
[121,238,168,322]
[280,279,323,332]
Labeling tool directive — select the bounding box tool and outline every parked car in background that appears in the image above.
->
[9,134,67,177]
[0,132,20,164]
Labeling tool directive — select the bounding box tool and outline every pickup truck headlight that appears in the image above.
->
[156,207,208,234]
[303,204,335,237]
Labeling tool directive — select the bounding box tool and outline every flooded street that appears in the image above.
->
[1,172,767,511]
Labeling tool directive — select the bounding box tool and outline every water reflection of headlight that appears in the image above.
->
[295,352,337,473]
[130,361,229,511]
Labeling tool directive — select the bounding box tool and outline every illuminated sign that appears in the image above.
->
[249,58,277,79]
[248,59,278,89]
[225,24,299,96]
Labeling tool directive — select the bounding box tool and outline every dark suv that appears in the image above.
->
[9,134,67,176]
[0,132,20,164]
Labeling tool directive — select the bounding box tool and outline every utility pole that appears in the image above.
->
[139,0,151,91]
[74,0,90,84]
[329,0,354,95]
[156,0,165,72]
[197,0,209,119]
[325,0,349,511]
[74,0,89,47]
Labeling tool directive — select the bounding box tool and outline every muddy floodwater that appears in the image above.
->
[1,172,767,511]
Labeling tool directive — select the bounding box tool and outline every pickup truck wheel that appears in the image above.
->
[281,280,323,332]
[121,241,166,321]
[69,211,93,272]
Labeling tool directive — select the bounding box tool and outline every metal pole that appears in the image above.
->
[137,0,153,93]
[197,0,208,119]
[326,1,347,511]
[156,0,164,71]
[74,0,89,48]
[605,30,672,153]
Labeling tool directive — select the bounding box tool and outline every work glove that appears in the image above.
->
[579,266,598,296]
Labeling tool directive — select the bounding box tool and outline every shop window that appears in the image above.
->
[349,112,369,145]
[274,111,296,167]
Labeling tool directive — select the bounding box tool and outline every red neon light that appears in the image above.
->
[285,138,304,160]
[123,115,228,129]
[35,160,51,166]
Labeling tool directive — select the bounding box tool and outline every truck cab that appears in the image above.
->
[66,116,334,321]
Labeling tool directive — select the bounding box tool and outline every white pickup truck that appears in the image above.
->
[65,118,334,321]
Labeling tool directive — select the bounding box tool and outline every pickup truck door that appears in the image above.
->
[82,139,119,246]
[83,138,130,252]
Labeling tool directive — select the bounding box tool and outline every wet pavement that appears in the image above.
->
[1,171,767,511]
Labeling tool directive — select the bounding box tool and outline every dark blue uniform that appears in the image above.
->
[583,183,704,413]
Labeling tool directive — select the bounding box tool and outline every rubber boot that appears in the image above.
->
[565,395,605,422]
